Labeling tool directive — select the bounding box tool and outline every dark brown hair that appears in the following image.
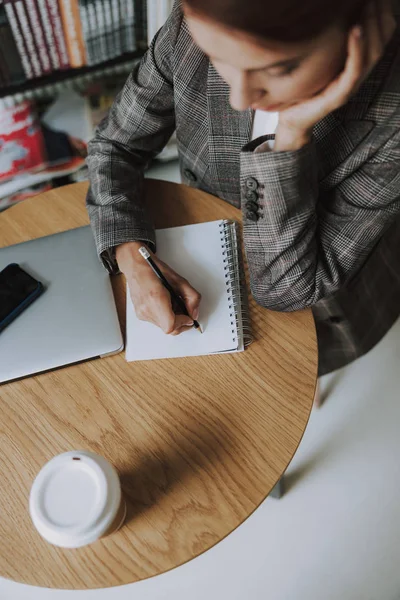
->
[183,0,367,42]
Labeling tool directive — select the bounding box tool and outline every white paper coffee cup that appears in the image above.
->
[29,450,127,548]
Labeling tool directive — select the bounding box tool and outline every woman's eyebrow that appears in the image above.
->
[208,55,304,71]
[253,56,303,71]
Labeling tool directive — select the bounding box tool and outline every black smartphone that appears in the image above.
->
[0,264,44,333]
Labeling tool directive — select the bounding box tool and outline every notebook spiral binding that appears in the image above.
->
[219,220,253,349]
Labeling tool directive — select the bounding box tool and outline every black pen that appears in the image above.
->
[138,246,202,333]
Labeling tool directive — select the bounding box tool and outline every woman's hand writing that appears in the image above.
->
[116,241,201,336]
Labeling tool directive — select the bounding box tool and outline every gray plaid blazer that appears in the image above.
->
[87,1,400,376]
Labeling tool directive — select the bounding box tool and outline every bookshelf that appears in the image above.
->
[0,0,175,209]
[0,0,179,105]
[0,0,149,103]
[0,52,144,105]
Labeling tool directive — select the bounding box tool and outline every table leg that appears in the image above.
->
[313,380,322,408]
[271,380,320,499]
[269,477,285,499]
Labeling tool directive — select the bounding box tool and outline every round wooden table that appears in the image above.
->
[0,180,317,589]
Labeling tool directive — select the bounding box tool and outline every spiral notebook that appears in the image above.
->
[126,220,252,362]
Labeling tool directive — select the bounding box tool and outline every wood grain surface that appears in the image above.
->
[0,180,318,589]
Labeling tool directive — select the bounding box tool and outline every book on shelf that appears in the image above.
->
[0,21,9,87]
[3,0,34,79]
[85,0,98,65]
[122,0,136,53]
[119,0,127,53]
[46,0,70,69]
[31,0,54,70]
[0,4,26,86]
[94,0,105,63]
[13,0,43,77]
[0,0,149,95]
[101,0,114,59]
[112,0,122,55]
[84,0,105,64]
[89,0,100,62]
[77,0,92,65]
[104,0,116,60]
[96,0,108,63]
[35,0,59,70]
[136,0,146,48]
[0,53,6,88]
[59,0,86,67]
[25,0,52,74]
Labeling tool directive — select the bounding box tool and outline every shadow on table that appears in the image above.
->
[119,414,236,525]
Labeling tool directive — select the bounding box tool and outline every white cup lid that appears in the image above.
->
[29,451,122,548]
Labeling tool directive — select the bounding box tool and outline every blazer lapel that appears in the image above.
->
[207,62,252,206]
[312,27,400,187]
[314,26,399,188]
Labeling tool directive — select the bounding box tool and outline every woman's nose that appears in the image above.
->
[229,72,265,111]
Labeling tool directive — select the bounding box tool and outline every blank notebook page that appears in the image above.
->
[126,220,239,361]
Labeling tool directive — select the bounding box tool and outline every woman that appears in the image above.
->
[87,0,400,376]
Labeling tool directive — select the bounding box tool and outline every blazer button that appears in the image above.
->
[246,200,258,212]
[245,190,258,202]
[329,316,343,324]
[245,177,258,191]
[184,168,197,182]
[246,211,259,222]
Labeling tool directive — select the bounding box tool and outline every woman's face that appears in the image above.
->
[186,14,348,112]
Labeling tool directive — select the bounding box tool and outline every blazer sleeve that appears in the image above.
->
[240,132,400,312]
[86,3,183,273]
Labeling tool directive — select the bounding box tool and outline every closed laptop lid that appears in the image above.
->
[0,226,123,383]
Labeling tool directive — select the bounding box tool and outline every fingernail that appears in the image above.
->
[193,308,199,320]
[354,25,363,38]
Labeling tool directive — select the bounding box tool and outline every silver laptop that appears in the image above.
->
[0,226,123,384]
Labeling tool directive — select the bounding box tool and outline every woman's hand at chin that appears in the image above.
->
[274,0,396,152]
